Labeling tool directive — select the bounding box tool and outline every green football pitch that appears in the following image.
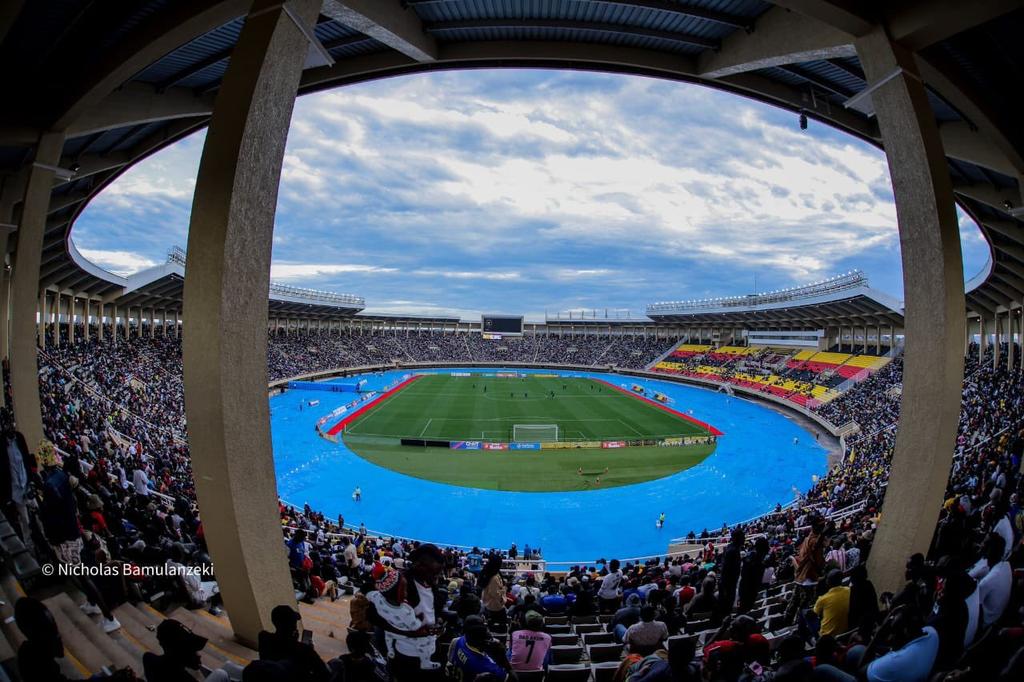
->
[340,374,718,492]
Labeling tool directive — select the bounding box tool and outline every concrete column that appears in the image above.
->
[71,295,78,345]
[0,262,10,365]
[150,308,156,339]
[180,0,317,645]
[979,315,987,357]
[964,316,972,357]
[1008,309,1016,371]
[994,314,1002,369]
[857,28,966,597]
[37,290,46,350]
[10,131,65,447]
[97,302,104,342]
[174,310,179,339]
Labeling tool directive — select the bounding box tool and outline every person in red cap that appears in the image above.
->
[366,567,439,679]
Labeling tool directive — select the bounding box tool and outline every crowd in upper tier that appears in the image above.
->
[266,330,677,380]
[1,328,1020,681]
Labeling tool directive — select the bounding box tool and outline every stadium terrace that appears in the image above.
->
[0,2,1022,682]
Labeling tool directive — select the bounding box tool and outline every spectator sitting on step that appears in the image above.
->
[143,618,244,681]
[623,605,670,657]
[508,611,551,672]
[447,615,509,681]
[611,593,643,642]
[331,630,388,682]
[539,583,568,615]
[257,604,328,682]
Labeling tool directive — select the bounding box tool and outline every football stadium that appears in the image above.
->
[0,2,1022,681]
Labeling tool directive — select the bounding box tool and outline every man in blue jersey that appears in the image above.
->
[466,547,484,575]
[539,585,568,615]
[448,616,510,681]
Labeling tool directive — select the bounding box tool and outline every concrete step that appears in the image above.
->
[115,602,229,672]
[44,592,142,677]
[298,598,353,660]
[166,607,256,668]
[40,594,114,676]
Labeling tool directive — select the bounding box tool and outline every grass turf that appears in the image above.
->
[340,374,717,492]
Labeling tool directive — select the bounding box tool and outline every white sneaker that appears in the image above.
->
[80,603,102,616]
[101,617,121,633]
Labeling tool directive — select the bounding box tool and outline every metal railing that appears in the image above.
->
[647,271,867,313]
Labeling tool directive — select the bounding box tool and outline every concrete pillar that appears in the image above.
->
[1008,309,1016,371]
[37,290,45,350]
[857,28,966,597]
[10,131,65,447]
[174,310,179,339]
[180,0,317,645]
[0,262,10,364]
[979,315,987,357]
[994,314,1002,369]
[965,316,972,357]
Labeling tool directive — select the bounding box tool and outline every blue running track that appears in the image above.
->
[271,368,827,565]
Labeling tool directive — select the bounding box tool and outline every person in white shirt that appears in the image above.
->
[978,534,1011,628]
[132,463,151,498]
[598,559,624,612]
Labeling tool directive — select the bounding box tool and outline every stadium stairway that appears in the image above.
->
[0,566,355,680]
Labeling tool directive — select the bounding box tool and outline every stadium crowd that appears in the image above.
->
[2,328,1021,681]
[267,330,677,380]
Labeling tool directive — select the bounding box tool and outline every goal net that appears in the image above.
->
[512,424,559,442]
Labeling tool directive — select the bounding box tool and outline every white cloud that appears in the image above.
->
[77,249,158,276]
[71,69,989,313]
[411,269,521,281]
[271,263,398,280]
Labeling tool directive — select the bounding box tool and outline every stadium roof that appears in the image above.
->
[646,270,904,327]
[0,1,1021,321]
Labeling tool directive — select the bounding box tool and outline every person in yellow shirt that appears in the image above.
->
[813,570,851,637]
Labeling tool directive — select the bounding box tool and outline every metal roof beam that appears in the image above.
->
[982,219,1024,245]
[941,122,1023,179]
[720,71,879,140]
[68,83,216,138]
[777,63,855,99]
[404,1,751,30]
[425,18,720,51]
[47,191,90,215]
[885,0,1024,51]
[988,279,1021,302]
[52,0,250,131]
[769,1,874,37]
[954,182,1022,216]
[321,0,437,62]
[699,7,854,78]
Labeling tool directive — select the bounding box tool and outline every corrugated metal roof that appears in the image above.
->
[133,17,246,85]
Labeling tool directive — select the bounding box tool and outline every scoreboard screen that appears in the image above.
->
[482,315,524,336]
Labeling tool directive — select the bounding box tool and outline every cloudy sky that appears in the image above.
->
[73,69,989,320]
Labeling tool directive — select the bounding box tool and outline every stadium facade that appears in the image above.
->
[0,0,1021,645]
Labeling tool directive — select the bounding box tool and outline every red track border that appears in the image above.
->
[591,378,725,436]
[325,374,424,436]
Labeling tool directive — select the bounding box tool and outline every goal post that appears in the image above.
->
[512,424,559,442]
